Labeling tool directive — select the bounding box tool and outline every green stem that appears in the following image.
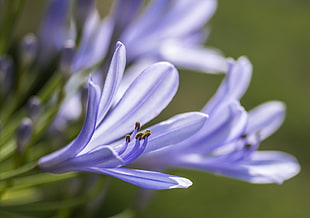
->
[0,0,25,54]
[0,162,38,182]
[1,174,106,212]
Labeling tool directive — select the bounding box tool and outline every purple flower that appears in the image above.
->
[39,42,208,190]
[133,57,300,184]
[111,0,227,73]
[37,0,226,74]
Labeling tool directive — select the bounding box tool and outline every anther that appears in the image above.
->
[125,134,131,143]
[135,132,144,140]
[241,133,247,139]
[245,143,252,149]
[135,122,141,131]
[142,130,151,139]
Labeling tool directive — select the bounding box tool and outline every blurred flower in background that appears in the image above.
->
[0,0,302,217]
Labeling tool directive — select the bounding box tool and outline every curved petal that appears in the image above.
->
[114,58,156,104]
[144,112,209,153]
[89,62,179,147]
[110,0,144,37]
[179,151,300,184]
[96,41,126,124]
[39,77,101,170]
[38,0,70,63]
[178,101,247,154]
[202,57,252,114]
[156,0,217,37]
[73,14,113,72]
[247,101,285,140]
[52,147,123,173]
[122,0,217,61]
[160,41,227,74]
[87,167,192,190]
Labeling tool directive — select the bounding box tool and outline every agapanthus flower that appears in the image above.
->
[133,57,300,184]
[110,0,227,73]
[38,0,227,127]
[39,42,208,190]
[37,0,226,74]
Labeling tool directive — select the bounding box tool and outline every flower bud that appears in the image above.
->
[20,33,38,67]
[16,118,33,154]
[60,40,75,79]
[0,56,14,97]
[27,96,42,121]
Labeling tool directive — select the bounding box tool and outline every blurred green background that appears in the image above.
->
[14,0,310,217]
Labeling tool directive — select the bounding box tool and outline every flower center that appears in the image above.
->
[118,122,151,165]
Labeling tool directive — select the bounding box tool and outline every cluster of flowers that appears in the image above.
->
[0,0,300,215]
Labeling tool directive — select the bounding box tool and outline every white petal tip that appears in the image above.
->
[169,177,193,189]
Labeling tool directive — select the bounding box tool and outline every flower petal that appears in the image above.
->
[39,77,101,170]
[110,0,144,37]
[179,151,300,184]
[38,0,70,63]
[202,57,252,114]
[87,167,192,190]
[90,62,179,146]
[144,112,209,153]
[247,101,285,140]
[73,13,113,72]
[52,146,123,173]
[179,101,247,154]
[160,41,227,73]
[96,41,126,124]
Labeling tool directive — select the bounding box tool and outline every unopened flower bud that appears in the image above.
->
[0,56,14,97]
[60,40,75,79]
[20,33,38,67]
[16,118,33,154]
[27,96,42,121]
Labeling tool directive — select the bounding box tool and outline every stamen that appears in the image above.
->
[142,129,151,139]
[125,134,131,143]
[244,143,252,149]
[241,133,247,139]
[135,132,144,140]
[135,122,141,131]
[123,130,151,164]
[119,134,131,155]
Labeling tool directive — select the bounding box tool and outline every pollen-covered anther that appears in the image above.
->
[142,129,151,139]
[135,130,151,140]
[241,133,248,139]
[125,134,131,143]
[245,143,252,149]
[135,122,141,131]
[135,132,144,140]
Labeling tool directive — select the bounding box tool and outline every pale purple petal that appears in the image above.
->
[202,57,252,114]
[155,0,217,37]
[179,151,300,184]
[89,62,179,146]
[38,0,70,62]
[87,167,192,190]
[39,77,101,169]
[73,13,113,72]
[96,41,126,124]
[247,101,286,140]
[179,102,247,154]
[115,58,156,103]
[55,147,123,173]
[111,0,144,37]
[144,112,209,153]
[160,41,227,73]
[122,0,217,61]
